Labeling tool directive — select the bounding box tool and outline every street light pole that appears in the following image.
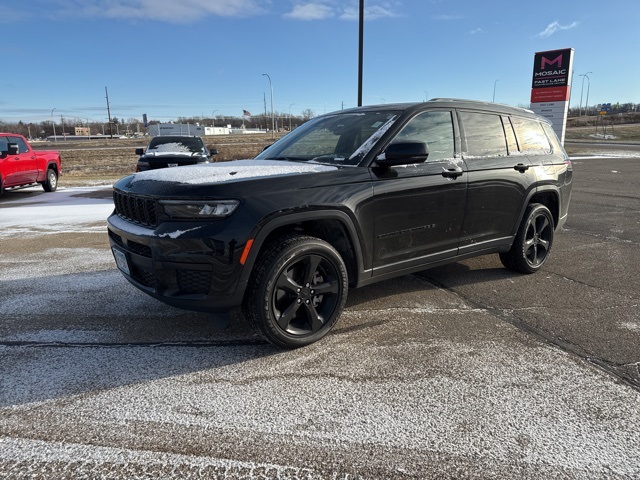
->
[262,73,275,138]
[492,79,499,103]
[211,109,218,127]
[358,0,364,106]
[584,75,591,116]
[579,72,592,116]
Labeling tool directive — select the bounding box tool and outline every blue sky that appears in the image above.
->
[1,0,638,125]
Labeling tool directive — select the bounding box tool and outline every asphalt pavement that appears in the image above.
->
[0,149,639,479]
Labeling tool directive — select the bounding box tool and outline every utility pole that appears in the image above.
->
[51,108,57,142]
[105,86,113,138]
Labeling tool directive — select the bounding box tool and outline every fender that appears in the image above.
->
[236,209,370,295]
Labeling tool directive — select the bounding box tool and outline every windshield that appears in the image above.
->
[256,111,399,166]
[147,136,205,154]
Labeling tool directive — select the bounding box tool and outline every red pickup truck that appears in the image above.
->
[0,133,61,195]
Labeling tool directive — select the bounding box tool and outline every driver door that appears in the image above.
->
[371,110,467,274]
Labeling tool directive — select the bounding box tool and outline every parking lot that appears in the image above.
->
[1,147,639,478]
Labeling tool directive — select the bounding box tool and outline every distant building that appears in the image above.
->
[75,126,90,136]
[148,123,204,137]
[204,126,231,135]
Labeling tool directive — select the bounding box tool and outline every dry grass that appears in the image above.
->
[31,133,285,186]
[564,123,640,143]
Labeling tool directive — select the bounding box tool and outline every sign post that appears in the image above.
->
[529,48,574,145]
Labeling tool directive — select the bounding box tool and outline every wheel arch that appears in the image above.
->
[46,160,60,175]
[239,210,367,291]
[529,186,560,229]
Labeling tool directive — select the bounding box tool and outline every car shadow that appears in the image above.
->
[0,257,516,408]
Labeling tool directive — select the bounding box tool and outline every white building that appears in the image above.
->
[148,123,204,137]
[204,126,231,135]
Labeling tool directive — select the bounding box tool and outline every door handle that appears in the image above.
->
[514,163,529,173]
[441,167,463,179]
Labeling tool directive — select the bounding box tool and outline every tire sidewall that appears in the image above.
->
[248,236,348,348]
[44,168,58,192]
[517,204,554,273]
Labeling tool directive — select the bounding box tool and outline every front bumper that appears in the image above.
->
[107,214,248,312]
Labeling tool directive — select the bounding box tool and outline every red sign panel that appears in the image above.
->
[531,86,570,103]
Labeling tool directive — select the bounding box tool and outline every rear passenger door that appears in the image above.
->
[371,109,467,273]
[457,110,537,253]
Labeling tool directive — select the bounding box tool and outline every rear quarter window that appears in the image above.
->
[511,117,551,155]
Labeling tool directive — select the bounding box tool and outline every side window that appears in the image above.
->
[9,137,29,153]
[391,110,454,161]
[511,117,551,155]
[0,137,8,152]
[459,111,507,157]
[541,123,563,154]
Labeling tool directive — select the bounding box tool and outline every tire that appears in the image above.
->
[242,234,348,348]
[500,203,554,274]
[42,168,58,192]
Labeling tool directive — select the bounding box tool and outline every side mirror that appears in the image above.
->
[262,144,272,152]
[209,148,218,156]
[135,148,144,155]
[375,141,429,167]
[6,143,19,156]
[0,151,7,159]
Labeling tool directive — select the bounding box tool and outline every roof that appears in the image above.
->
[332,98,541,121]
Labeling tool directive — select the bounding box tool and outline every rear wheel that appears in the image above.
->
[500,203,554,274]
[42,168,58,192]
[242,234,348,348]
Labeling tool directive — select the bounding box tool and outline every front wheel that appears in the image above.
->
[500,203,555,274]
[42,168,58,192]
[242,235,348,348]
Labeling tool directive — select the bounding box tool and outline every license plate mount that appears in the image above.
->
[112,248,131,275]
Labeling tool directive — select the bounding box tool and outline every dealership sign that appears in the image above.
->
[529,48,574,144]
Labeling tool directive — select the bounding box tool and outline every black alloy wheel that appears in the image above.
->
[243,234,348,348]
[500,203,554,274]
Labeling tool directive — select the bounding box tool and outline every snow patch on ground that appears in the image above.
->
[0,187,114,238]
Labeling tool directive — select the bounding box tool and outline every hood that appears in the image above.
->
[129,159,338,186]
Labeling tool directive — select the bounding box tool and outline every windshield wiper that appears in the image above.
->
[265,156,308,161]
[310,153,346,162]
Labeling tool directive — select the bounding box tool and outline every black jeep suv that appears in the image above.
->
[135,135,217,172]
[108,99,572,348]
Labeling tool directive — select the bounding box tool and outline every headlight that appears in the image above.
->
[159,200,239,219]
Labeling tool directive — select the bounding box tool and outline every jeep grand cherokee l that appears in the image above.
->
[108,99,572,348]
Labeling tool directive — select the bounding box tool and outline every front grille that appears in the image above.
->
[113,190,158,227]
[151,160,199,169]
[177,270,212,295]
